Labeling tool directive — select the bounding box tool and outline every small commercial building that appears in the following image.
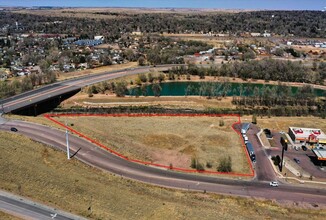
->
[74,39,103,47]
[288,127,326,144]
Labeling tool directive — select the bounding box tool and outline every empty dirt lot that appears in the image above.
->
[55,115,250,174]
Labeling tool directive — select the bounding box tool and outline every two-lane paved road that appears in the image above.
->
[0,190,86,220]
[233,123,277,181]
[247,125,277,181]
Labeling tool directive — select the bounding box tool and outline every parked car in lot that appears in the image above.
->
[269,181,279,187]
[302,145,307,151]
[243,135,249,144]
[294,158,300,164]
[10,127,18,132]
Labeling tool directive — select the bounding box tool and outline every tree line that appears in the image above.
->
[145,38,212,65]
[232,84,323,107]
[168,59,326,84]
[85,73,165,98]
[0,72,56,99]
[2,10,326,38]
[51,104,326,119]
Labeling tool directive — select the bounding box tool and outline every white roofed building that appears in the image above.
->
[288,127,326,144]
[94,36,104,40]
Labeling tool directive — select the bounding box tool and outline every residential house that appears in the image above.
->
[250,33,261,37]
[94,36,104,40]
[263,32,271,37]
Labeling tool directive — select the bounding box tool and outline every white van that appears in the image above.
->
[243,135,249,144]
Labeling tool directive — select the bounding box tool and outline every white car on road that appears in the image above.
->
[269,181,279,187]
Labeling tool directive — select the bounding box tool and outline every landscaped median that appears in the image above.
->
[44,113,254,177]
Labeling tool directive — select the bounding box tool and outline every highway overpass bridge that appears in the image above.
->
[0,65,173,115]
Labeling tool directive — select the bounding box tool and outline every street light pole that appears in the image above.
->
[65,121,70,160]
[280,145,285,172]
[280,137,288,173]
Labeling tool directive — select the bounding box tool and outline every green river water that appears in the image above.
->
[128,82,326,97]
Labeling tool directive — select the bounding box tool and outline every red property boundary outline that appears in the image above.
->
[44,113,255,177]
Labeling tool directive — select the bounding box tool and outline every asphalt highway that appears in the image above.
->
[0,190,86,220]
[1,120,326,206]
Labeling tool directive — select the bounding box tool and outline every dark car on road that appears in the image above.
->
[10,127,18,132]
[302,145,307,151]
[294,158,300,164]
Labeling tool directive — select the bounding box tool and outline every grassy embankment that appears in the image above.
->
[0,211,22,220]
[1,131,325,219]
[61,94,237,110]
[248,116,326,132]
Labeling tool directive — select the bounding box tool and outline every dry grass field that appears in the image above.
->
[12,8,240,19]
[62,93,237,110]
[0,211,21,220]
[1,131,325,219]
[245,116,326,133]
[55,115,249,173]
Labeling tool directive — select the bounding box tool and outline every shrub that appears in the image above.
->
[252,114,257,124]
[271,155,281,166]
[217,156,232,172]
[115,81,128,97]
[158,73,165,82]
[196,163,205,171]
[138,74,147,83]
[148,73,154,83]
[190,157,197,169]
[206,162,212,168]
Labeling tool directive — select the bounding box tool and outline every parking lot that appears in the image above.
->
[265,129,326,179]
[234,123,276,181]
[235,122,326,181]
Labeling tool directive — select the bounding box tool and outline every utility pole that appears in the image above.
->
[65,121,70,160]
